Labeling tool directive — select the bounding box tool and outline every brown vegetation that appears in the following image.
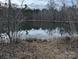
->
[0,36,77,59]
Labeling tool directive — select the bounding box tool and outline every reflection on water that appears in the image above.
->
[18,21,78,32]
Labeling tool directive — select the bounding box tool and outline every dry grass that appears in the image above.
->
[0,36,78,59]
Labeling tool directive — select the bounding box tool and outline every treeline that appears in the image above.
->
[0,2,77,21]
[0,0,78,33]
[21,6,77,22]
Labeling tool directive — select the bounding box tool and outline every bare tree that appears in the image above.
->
[7,0,11,40]
[47,0,56,10]
[71,0,78,8]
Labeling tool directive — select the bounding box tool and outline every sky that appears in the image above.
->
[0,0,48,9]
[0,0,77,9]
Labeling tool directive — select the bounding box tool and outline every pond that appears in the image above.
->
[18,21,78,32]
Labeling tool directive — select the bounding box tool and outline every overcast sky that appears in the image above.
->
[0,0,48,9]
[0,0,77,9]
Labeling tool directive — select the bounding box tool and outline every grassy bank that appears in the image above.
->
[0,36,78,59]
